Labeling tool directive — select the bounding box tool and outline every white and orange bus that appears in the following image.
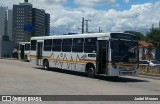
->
[30,32,139,77]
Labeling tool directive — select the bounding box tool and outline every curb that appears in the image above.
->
[138,74,160,80]
[0,58,19,60]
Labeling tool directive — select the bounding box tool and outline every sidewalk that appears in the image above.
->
[138,74,160,80]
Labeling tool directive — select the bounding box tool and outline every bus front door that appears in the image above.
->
[20,45,25,60]
[37,42,43,65]
[96,40,108,74]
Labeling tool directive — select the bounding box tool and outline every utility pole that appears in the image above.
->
[81,17,91,33]
[99,27,102,33]
[84,19,91,33]
[82,17,84,33]
[159,21,160,30]
[152,24,154,31]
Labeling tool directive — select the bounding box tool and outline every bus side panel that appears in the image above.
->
[47,52,87,72]
[43,51,52,66]
[53,52,61,69]
[30,51,37,66]
[24,50,30,61]
[50,52,59,68]
[59,52,71,70]
[70,53,86,72]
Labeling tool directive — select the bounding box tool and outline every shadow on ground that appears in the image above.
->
[33,67,149,83]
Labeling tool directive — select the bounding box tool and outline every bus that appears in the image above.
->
[30,32,139,77]
[18,42,31,62]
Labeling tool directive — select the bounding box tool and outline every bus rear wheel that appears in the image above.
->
[87,65,96,78]
[43,60,50,70]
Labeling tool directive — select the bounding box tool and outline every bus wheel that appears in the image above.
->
[87,65,95,78]
[43,60,50,70]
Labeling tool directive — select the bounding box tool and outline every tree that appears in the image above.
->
[124,30,145,40]
[145,28,160,48]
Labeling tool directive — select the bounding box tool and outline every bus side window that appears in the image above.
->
[31,40,37,51]
[20,44,22,50]
[52,39,62,52]
[25,44,30,51]
[72,38,84,52]
[62,39,72,52]
[84,38,97,53]
[44,39,52,51]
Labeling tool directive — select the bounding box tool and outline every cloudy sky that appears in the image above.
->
[0,0,160,35]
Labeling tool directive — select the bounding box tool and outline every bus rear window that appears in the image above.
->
[31,40,37,51]
[25,44,30,51]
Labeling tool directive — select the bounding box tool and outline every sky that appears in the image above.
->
[0,0,160,35]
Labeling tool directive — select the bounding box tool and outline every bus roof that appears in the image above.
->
[30,32,137,40]
[19,42,30,44]
[31,33,112,40]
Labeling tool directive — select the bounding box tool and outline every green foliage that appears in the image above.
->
[124,30,145,40]
[145,28,160,47]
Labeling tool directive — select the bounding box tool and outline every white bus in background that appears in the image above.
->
[18,42,31,62]
[30,32,139,77]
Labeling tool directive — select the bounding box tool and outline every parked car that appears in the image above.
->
[139,60,160,67]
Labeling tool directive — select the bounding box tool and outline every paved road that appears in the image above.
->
[0,59,160,104]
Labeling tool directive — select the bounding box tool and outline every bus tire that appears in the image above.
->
[86,64,96,78]
[43,60,50,70]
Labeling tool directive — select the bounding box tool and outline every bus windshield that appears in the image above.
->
[111,39,138,63]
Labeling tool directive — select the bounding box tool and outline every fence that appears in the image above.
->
[139,65,160,76]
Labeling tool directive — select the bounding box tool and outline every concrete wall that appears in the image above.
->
[0,40,14,57]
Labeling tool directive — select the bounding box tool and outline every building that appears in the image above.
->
[7,9,13,41]
[45,13,50,36]
[139,40,153,60]
[139,40,160,61]
[32,8,45,36]
[0,6,7,41]
[13,1,33,45]
[0,6,13,57]
[12,0,50,45]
